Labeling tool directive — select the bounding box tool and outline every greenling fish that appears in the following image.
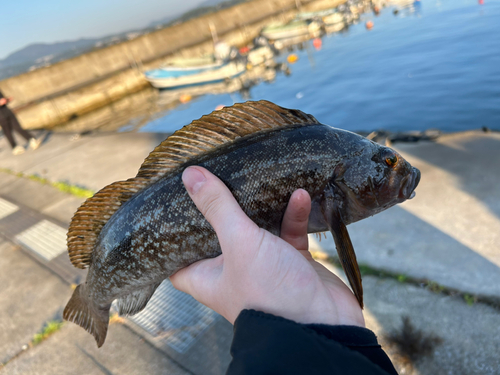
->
[64,100,420,347]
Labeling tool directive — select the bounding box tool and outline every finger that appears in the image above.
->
[280,189,311,251]
[182,166,258,253]
[170,255,223,306]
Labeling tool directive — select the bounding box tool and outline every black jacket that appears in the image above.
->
[227,310,398,375]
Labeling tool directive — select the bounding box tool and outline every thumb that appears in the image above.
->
[181,166,257,255]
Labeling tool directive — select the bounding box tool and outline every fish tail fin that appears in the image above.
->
[63,284,110,347]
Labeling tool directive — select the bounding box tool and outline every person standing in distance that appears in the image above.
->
[0,90,40,155]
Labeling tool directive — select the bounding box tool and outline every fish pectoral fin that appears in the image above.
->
[320,188,364,308]
[116,282,161,316]
[63,284,111,347]
[328,219,364,309]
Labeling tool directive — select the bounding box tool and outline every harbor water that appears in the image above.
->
[138,0,500,134]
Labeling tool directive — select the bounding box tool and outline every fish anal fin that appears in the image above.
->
[67,178,148,269]
[136,100,319,182]
[116,282,161,316]
[63,284,111,347]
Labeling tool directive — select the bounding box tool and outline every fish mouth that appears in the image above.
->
[400,167,421,200]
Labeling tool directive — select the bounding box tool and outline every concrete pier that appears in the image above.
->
[0,129,499,374]
[0,0,348,130]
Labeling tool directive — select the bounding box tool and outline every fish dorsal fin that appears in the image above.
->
[67,100,318,269]
[67,178,148,268]
[136,100,319,180]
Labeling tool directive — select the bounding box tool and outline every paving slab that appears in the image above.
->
[363,275,500,375]
[314,132,500,298]
[0,174,18,189]
[1,132,168,192]
[124,315,233,375]
[39,195,86,224]
[0,177,75,214]
[318,260,500,375]
[0,191,233,374]
[22,132,168,192]
[0,240,72,365]
[1,323,192,375]
[0,132,90,174]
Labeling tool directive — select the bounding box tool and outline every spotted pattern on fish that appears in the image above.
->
[63,101,420,347]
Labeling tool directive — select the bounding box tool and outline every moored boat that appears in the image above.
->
[261,19,322,41]
[295,8,346,34]
[145,61,246,89]
[158,56,224,78]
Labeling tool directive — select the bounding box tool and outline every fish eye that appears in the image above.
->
[384,153,398,168]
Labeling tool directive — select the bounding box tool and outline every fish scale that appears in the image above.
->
[63,100,420,347]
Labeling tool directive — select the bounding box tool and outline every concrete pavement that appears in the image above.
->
[1,129,499,374]
[316,131,500,300]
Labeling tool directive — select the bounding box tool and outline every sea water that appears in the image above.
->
[139,0,500,134]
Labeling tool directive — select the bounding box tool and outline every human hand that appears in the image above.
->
[0,98,7,106]
[170,166,365,327]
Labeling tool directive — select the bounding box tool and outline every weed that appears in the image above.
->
[52,181,94,198]
[320,255,500,310]
[397,274,407,283]
[32,320,64,345]
[464,294,475,306]
[0,168,94,198]
[427,281,445,293]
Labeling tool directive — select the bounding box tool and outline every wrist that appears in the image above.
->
[240,301,365,328]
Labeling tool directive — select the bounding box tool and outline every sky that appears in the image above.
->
[0,0,206,59]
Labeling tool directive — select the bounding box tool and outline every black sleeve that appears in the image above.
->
[226,310,398,375]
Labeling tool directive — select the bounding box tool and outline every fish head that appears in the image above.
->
[333,141,420,225]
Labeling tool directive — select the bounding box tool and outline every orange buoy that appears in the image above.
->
[179,94,192,103]
[312,38,322,50]
[366,21,374,30]
[287,54,299,64]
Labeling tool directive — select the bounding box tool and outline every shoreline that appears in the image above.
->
[0,0,352,131]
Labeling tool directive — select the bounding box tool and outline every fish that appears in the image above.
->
[63,100,420,347]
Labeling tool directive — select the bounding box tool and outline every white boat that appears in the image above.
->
[145,61,246,89]
[323,12,346,33]
[157,56,224,77]
[261,19,322,41]
[295,8,346,34]
[246,46,275,66]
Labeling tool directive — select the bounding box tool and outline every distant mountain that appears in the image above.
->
[1,39,98,68]
[0,39,103,81]
[0,33,144,81]
[0,0,247,81]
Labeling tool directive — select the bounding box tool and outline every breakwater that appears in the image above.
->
[0,0,346,130]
